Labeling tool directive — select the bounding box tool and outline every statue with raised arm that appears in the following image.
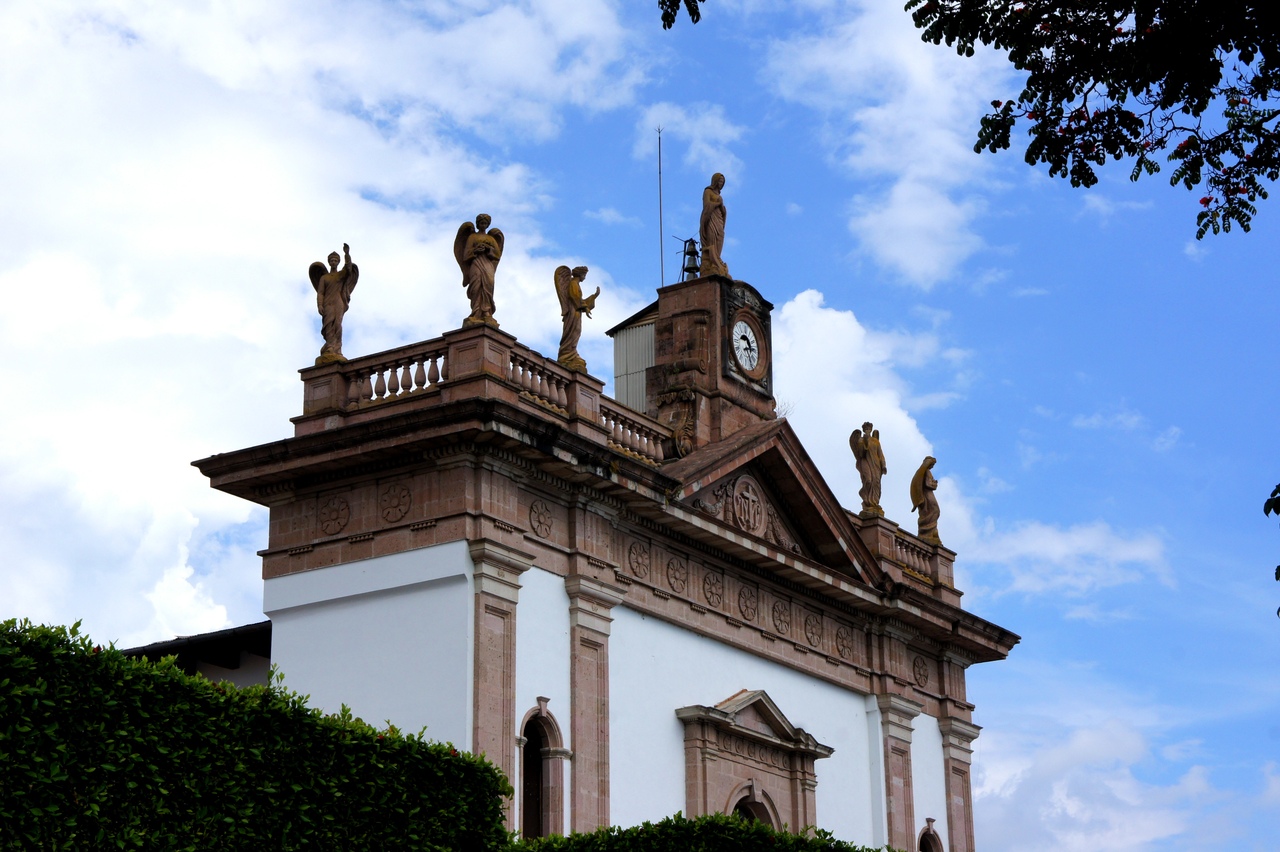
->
[910,455,941,545]
[850,422,887,517]
[555,265,600,373]
[454,214,504,328]
[308,243,359,365]
[698,172,730,278]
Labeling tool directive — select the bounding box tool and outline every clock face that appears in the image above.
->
[733,319,760,372]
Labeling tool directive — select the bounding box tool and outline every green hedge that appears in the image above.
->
[512,813,894,852]
[0,619,511,851]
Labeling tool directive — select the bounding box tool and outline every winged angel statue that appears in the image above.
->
[849,422,887,517]
[554,265,599,373]
[309,243,359,365]
[454,214,504,328]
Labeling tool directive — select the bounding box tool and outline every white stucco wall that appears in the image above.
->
[608,607,883,847]
[910,712,949,847]
[263,540,473,748]
[514,565,573,831]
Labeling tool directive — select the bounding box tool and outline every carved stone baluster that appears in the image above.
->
[650,430,664,462]
[414,360,426,391]
[427,356,440,386]
[556,376,568,409]
[439,353,448,381]
[520,359,532,392]
[346,375,360,408]
[387,363,400,396]
[400,363,413,393]
[361,372,374,402]
[374,368,387,400]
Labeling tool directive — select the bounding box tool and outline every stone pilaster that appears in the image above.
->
[565,575,626,832]
[938,717,981,852]
[877,693,923,851]
[470,539,533,829]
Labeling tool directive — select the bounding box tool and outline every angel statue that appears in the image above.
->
[849,422,887,517]
[698,172,729,278]
[910,455,941,545]
[454,214,504,328]
[308,242,359,365]
[555,265,600,373]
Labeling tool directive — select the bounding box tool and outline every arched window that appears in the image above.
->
[733,796,774,828]
[918,817,945,852]
[521,717,546,839]
[519,698,566,838]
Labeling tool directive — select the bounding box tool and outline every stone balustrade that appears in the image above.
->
[894,533,933,577]
[510,348,569,413]
[599,399,666,464]
[295,325,671,468]
[343,340,449,408]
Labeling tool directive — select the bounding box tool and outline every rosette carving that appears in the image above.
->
[317,496,350,536]
[380,483,412,523]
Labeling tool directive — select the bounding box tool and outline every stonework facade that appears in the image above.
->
[195,273,1018,849]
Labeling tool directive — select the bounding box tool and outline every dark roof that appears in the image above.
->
[122,620,271,674]
[605,300,659,337]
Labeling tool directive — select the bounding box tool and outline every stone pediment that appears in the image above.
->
[666,419,881,583]
[676,689,833,757]
[687,470,806,557]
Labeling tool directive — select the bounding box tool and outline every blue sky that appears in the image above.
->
[1,1,1277,848]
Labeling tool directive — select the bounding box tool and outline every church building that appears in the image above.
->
[191,234,1017,851]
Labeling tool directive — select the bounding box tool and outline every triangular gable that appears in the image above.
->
[675,688,834,757]
[662,419,883,585]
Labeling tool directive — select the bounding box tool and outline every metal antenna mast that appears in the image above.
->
[656,126,665,287]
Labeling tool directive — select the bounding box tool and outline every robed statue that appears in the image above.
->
[850,422,887,517]
[308,243,359,365]
[454,214,504,328]
[910,456,941,545]
[555,265,600,373]
[698,172,729,278]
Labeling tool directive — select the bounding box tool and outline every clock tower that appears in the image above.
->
[608,273,776,457]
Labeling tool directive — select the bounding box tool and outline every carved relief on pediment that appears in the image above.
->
[688,473,803,556]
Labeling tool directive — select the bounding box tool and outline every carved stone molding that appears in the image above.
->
[676,689,833,832]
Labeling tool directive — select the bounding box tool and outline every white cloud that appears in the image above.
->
[960,520,1168,597]
[585,207,642,227]
[1080,194,1154,221]
[1072,408,1146,431]
[1152,426,1182,452]
[970,657,1276,852]
[785,202,803,216]
[762,0,1018,287]
[773,289,952,521]
[634,102,746,178]
[0,0,652,646]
